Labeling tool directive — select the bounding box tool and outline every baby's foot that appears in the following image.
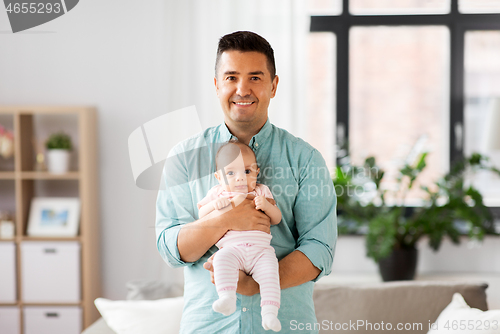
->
[212,295,236,316]
[262,314,281,332]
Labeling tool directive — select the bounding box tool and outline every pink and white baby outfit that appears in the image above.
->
[197,184,281,329]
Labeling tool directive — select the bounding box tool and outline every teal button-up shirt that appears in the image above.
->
[156,119,337,333]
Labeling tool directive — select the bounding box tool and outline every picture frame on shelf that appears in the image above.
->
[27,197,80,237]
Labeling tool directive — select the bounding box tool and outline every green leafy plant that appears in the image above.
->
[335,150,500,263]
[45,132,72,150]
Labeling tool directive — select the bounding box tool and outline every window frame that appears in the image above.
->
[310,0,500,214]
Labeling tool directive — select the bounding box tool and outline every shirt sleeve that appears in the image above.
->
[293,149,337,281]
[155,147,198,268]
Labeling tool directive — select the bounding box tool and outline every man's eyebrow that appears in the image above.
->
[222,71,265,76]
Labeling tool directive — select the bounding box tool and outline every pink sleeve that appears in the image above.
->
[197,186,221,209]
[255,184,274,200]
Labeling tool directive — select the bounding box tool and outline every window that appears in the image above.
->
[350,26,449,202]
[460,0,500,14]
[464,31,500,206]
[307,32,337,171]
[310,0,500,207]
[350,0,450,15]
[308,0,342,15]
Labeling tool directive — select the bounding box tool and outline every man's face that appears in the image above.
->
[214,51,278,130]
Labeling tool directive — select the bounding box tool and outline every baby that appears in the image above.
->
[197,139,282,332]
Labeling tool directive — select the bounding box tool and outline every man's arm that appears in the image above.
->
[178,197,272,263]
[278,250,321,289]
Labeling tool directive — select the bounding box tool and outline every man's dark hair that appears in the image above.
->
[215,31,276,79]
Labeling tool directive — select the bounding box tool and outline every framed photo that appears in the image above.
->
[27,197,80,237]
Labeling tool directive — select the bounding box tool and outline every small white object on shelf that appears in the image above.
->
[0,125,14,159]
[0,220,15,239]
[46,149,71,174]
[45,132,72,174]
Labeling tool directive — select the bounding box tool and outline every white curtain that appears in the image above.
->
[156,0,311,283]
[162,0,309,135]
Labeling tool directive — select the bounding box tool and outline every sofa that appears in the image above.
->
[83,281,490,334]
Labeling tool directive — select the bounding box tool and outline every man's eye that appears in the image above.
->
[227,76,236,81]
[251,77,260,81]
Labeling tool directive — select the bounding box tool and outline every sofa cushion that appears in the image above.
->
[82,318,115,334]
[428,292,500,334]
[126,280,183,301]
[313,281,488,334]
[93,297,183,334]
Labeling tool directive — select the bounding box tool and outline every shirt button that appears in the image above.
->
[242,307,248,312]
[255,143,259,147]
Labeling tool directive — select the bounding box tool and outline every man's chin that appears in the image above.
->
[229,110,263,123]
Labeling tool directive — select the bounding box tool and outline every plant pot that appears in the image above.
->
[378,246,418,282]
[46,149,71,174]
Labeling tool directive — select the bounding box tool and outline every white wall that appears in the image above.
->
[0,0,185,299]
[333,235,500,274]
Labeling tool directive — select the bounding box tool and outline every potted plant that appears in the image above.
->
[335,149,500,281]
[45,132,72,174]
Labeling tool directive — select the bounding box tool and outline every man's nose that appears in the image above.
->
[236,80,251,97]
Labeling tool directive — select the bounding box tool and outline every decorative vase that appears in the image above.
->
[378,246,418,282]
[46,149,71,174]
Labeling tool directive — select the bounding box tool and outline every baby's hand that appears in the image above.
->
[214,198,231,210]
[254,196,269,212]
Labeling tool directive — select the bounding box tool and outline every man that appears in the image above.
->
[156,31,337,333]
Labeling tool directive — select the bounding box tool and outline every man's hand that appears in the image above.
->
[221,195,271,234]
[203,254,260,296]
[213,197,231,210]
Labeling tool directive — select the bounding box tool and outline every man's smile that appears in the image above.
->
[232,101,255,106]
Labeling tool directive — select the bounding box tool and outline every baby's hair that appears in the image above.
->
[215,139,257,171]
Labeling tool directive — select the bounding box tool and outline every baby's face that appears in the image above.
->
[215,148,259,193]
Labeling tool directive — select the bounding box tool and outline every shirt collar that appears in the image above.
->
[219,118,272,150]
[249,118,271,150]
[219,122,234,142]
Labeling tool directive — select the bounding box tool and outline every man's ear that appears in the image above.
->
[214,77,219,97]
[271,75,279,98]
